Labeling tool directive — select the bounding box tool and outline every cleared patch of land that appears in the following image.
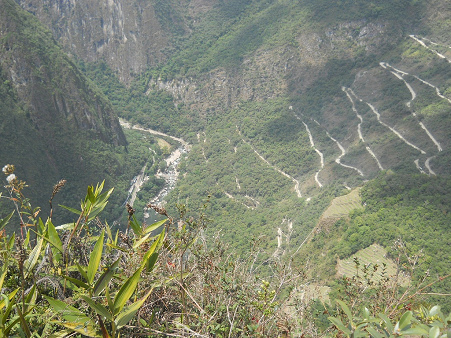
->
[157,138,172,151]
[337,243,409,285]
[321,188,363,219]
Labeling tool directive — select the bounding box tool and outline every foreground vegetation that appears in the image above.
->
[1,166,450,337]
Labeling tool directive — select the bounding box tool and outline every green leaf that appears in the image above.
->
[16,306,32,338]
[76,263,89,282]
[143,219,167,235]
[24,230,30,248]
[379,313,394,333]
[47,330,73,338]
[113,266,143,314]
[129,215,142,237]
[37,217,46,234]
[58,205,81,215]
[93,258,120,297]
[24,237,43,278]
[4,314,21,336]
[62,275,91,290]
[87,186,96,204]
[115,288,153,329]
[0,289,18,310]
[106,243,128,252]
[132,232,155,249]
[429,326,440,338]
[80,296,112,320]
[429,306,441,317]
[0,266,7,290]
[0,211,14,231]
[399,311,412,330]
[362,307,370,320]
[45,296,90,323]
[146,252,159,273]
[402,326,429,336]
[328,316,351,335]
[47,219,63,253]
[24,284,37,312]
[88,230,104,285]
[7,232,15,250]
[55,223,75,231]
[59,321,100,337]
[141,228,164,271]
[337,299,353,322]
[105,287,114,312]
[366,327,384,338]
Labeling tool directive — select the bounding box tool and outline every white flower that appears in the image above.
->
[2,165,8,174]
[6,174,16,184]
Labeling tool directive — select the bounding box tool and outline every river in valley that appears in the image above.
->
[119,119,190,224]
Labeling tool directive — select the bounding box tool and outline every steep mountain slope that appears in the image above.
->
[14,0,186,83]
[0,0,131,221]
[14,0,451,258]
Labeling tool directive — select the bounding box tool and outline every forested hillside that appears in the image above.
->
[0,0,166,224]
[4,0,451,324]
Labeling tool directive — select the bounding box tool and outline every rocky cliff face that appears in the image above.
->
[1,0,126,146]
[15,0,174,83]
[0,0,129,218]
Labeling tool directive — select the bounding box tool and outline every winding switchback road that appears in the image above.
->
[380,63,443,152]
[343,87,384,170]
[410,35,451,63]
[236,126,302,197]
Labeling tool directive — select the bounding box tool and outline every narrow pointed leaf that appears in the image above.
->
[113,266,143,314]
[45,296,91,324]
[129,215,142,237]
[87,186,96,204]
[58,205,82,215]
[47,330,73,338]
[0,211,14,231]
[80,296,112,320]
[132,232,154,249]
[0,266,7,290]
[379,313,394,333]
[16,306,32,338]
[141,229,164,271]
[24,230,30,248]
[106,243,128,252]
[60,321,100,337]
[4,315,21,336]
[7,232,15,250]
[402,326,429,336]
[24,284,37,312]
[88,231,104,285]
[24,237,43,278]
[146,252,159,273]
[93,258,120,296]
[328,316,351,335]
[0,289,18,310]
[62,275,91,290]
[366,327,384,338]
[47,219,63,253]
[115,288,153,329]
[76,263,89,282]
[143,219,167,235]
[105,287,114,312]
[336,299,352,321]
